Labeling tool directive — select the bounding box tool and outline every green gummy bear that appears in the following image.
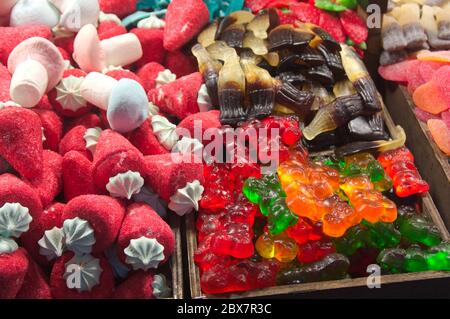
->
[267,197,298,236]
[315,0,347,11]
[398,215,442,247]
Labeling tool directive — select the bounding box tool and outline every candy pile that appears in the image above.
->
[378,53,450,156]
[380,1,450,65]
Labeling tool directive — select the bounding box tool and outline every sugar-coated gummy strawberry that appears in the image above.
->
[148,72,203,120]
[163,0,209,52]
[25,150,63,208]
[290,2,321,25]
[57,47,70,61]
[136,62,166,92]
[62,195,125,253]
[98,21,127,40]
[177,110,221,144]
[128,120,169,156]
[339,9,368,45]
[0,107,43,179]
[62,151,96,201]
[418,61,444,82]
[49,69,93,118]
[428,119,450,155]
[318,11,345,43]
[0,25,52,65]
[164,50,197,78]
[16,252,52,299]
[21,202,64,267]
[64,113,102,133]
[33,109,63,152]
[144,153,204,201]
[92,129,145,192]
[106,69,144,87]
[378,60,419,83]
[414,107,440,123]
[35,95,53,110]
[50,252,115,299]
[53,36,75,58]
[59,125,91,160]
[277,9,297,25]
[0,63,11,102]
[131,28,166,69]
[113,271,155,299]
[0,247,29,299]
[99,0,137,18]
[117,203,175,265]
[245,0,272,12]
[0,173,43,221]
[430,65,450,102]
[413,81,449,114]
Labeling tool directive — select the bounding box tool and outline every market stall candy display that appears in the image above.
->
[0,0,448,299]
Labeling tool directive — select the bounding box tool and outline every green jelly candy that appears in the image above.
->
[398,215,442,247]
[377,248,406,274]
[364,221,401,250]
[267,197,298,235]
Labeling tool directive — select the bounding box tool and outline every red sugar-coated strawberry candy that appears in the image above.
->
[290,2,321,25]
[16,252,52,299]
[50,252,115,299]
[0,63,11,102]
[0,107,43,179]
[62,151,96,201]
[53,36,75,58]
[0,247,29,299]
[106,69,143,87]
[148,72,203,120]
[144,153,204,201]
[113,271,155,299]
[21,202,64,267]
[163,0,209,52]
[59,125,91,160]
[92,129,145,192]
[0,173,43,220]
[99,0,137,18]
[33,109,63,152]
[25,150,63,208]
[62,195,125,253]
[98,21,127,40]
[117,203,175,266]
[64,113,102,133]
[177,110,221,144]
[128,120,169,156]
[164,50,197,78]
[131,28,166,68]
[136,62,166,91]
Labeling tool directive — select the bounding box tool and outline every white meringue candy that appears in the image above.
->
[155,69,176,88]
[168,180,204,216]
[83,127,102,155]
[38,227,65,261]
[172,136,203,155]
[56,75,87,112]
[63,217,96,255]
[0,236,18,254]
[197,84,213,112]
[106,171,145,199]
[151,115,179,150]
[137,15,166,29]
[0,101,21,110]
[63,60,75,70]
[148,102,160,116]
[0,203,32,238]
[152,274,172,299]
[63,254,102,292]
[10,0,60,28]
[101,64,124,74]
[124,236,165,271]
[98,11,121,25]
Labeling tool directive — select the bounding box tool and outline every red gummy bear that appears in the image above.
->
[296,239,336,264]
[200,164,235,211]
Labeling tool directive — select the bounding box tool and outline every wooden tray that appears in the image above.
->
[186,107,450,299]
[167,214,184,299]
[384,85,450,230]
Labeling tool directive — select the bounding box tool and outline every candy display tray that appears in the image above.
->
[384,85,450,230]
[166,214,184,299]
[185,107,450,299]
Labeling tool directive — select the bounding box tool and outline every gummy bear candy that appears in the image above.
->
[255,231,298,263]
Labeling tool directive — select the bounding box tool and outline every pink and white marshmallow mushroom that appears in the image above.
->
[8,37,64,108]
[73,24,143,73]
